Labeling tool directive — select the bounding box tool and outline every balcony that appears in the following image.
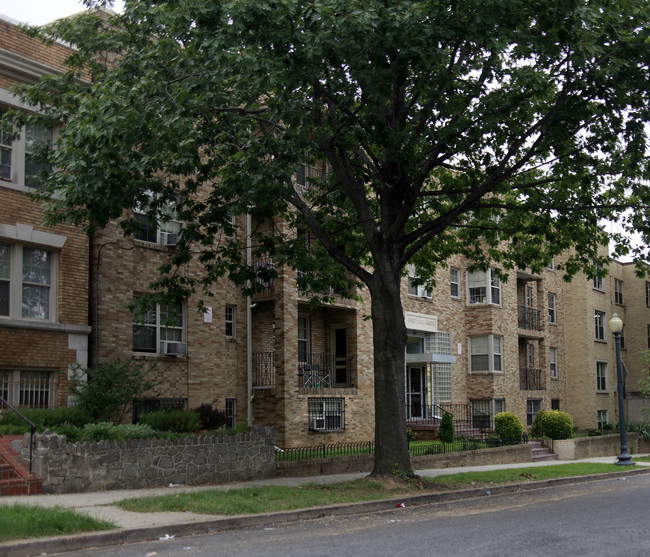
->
[251,256,276,300]
[405,403,493,435]
[253,352,275,388]
[298,353,354,389]
[518,306,543,332]
[295,164,327,197]
[520,368,545,390]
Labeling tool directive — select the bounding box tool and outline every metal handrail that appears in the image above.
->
[0,396,36,473]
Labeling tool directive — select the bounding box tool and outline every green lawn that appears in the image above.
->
[117,462,627,516]
[0,504,115,542]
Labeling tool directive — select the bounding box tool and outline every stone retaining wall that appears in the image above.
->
[276,443,531,477]
[16,426,276,494]
[551,433,640,460]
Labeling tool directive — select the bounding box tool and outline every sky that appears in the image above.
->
[0,0,123,26]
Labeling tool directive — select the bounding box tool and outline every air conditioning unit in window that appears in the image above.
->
[161,232,180,246]
[162,341,187,356]
[308,418,325,431]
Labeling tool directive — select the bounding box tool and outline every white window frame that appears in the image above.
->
[594,309,606,341]
[298,315,310,362]
[526,399,542,426]
[468,334,503,373]
[450,267,460,298]
[407,264,432,299]
[596,360,608,392]
[548,293,556,324]
[549,347,558,379]
[597,410,608,430]
[225,304,236,338]
[133,192,182,246]
[308,397,345,431]
[132,296,186,355]
[0,107,54,191]
[614,279,624,306]
[0,242,57,322]
[467,268,501,305]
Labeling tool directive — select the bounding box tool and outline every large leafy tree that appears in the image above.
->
[15,0,650,477]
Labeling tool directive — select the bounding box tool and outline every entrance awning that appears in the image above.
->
[405,353,456,365]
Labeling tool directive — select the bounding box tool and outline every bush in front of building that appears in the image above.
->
[140,409,203,433]
[531,410,573,439]
[494,412,523,443]
[0,406,94,435]
[438,412,455,443]
[193,403,227,430]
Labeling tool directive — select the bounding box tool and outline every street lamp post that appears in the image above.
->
[608,313,633,466]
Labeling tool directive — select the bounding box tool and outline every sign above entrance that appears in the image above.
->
[404,311,438,333]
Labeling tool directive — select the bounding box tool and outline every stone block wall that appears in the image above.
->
[17,426,276,494]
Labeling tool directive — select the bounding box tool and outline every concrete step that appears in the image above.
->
[531,443,559,462]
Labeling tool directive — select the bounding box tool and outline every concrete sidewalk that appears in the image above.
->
[1,455,649,556]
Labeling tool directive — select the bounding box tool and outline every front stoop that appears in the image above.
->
[530,441,558,462]
[0,436,42,496]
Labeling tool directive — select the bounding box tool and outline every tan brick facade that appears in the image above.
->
[4,13,648,444]
[0,16,90,409]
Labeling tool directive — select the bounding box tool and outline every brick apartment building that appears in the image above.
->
[0,15,91,410]
[2,13,649,447]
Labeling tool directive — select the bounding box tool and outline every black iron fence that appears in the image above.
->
[518,306,543,331]
[520,368,545,390]
[405,403,493,432]
[276,441,375,461]
[298,353,354,388]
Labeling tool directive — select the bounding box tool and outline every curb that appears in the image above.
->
[2,467,650,557]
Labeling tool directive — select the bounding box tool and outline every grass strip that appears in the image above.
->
[0,504,115,542]
[117,462,626,516]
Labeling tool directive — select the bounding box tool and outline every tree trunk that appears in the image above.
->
[368,268,412,478]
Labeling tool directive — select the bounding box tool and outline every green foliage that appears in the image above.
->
[0,406,93,434]
[76,422,159,442]
[494,412,524,443]
[406,427,416,443]
[534,410,573,440]
[140,410,202,433]
[193,403,227,430]
[438,412,455,443]
[15,0,650,475]
[69,359,157,423]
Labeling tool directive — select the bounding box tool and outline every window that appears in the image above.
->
[547,293,556,324]
[594,310,606,341]
[596,361,608,392]
[0,109,53,189]
[597,410,608,430]
[450,267,460,298]
[467,268,501,305]
[470,398,504,430]
[134,194,182,245]
[646,282,650,307]
[298,316,310,361]
[551,399,560,410]
[0,370,55,408]
[132,296,185,355]
[592,263,604,291]
[407,265,432,298]
[526,399,542,426]
[225,305,236,338]
[549,347,558,379]
[548,259,555,270]
[0,242,56,321]
[224,212,236,238]
[647,325,650,349]
[469,335,503,373]
[308,397,344,431]
[614,279,624,305]
[225,398,236,429]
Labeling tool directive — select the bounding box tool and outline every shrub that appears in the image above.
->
[406,427,416,443]
[541,410,573,439]
[438,412,455,443]
[193,403,227,430]
[494,412,523,443]
[70,359,157,423]
[77,422,159,442]
[530,410,547,438]
[140,409,202,433]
